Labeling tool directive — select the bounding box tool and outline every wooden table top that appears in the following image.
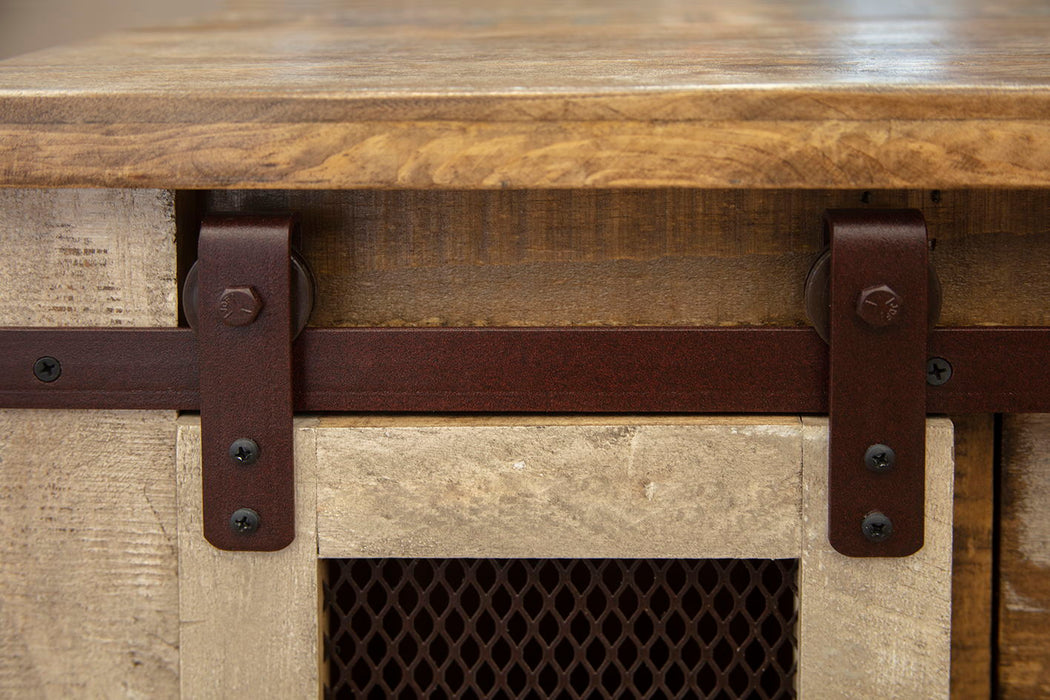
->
[1,0,1048,189]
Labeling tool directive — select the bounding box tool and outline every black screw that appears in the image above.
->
[33,356,61,383]
[229,438,260,465]
[864,444,896,473]
[230,508,260,535]
[861,512,894,543]
[926,357,952,386]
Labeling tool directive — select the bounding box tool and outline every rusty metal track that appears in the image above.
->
[0,325,1048,414]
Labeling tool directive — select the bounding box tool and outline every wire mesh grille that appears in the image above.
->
[324,558,797,699]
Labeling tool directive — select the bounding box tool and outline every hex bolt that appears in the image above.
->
[861,512,894,543]
[33,356,61,383]
[856,284,903,327]
[864,444,896,472]
[230,508,260,535]
[926,357,953,386]
[219,286,263,327]
[229,438,260,465]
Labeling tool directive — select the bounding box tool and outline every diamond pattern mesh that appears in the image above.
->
[324,559,797,699]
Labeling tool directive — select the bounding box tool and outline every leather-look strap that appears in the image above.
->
[197,215,296,551]
[827,209,928,557]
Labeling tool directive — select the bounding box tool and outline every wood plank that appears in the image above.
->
[0,410,179,698]
[799,418,954,699]
[177,417,321,699]
[999,414,1050,698]
[0,189,179,697]
[205,189,1050,327]
[949,414,995,700]
[0,189,178,327]
[315,416,803,559]
[3,119,1049,189]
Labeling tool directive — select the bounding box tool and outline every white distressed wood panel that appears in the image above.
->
[0,188,179,698]
[176,417,321,699]
[799,417,954,699]
[0,188,177,328]
[315,416,804,559]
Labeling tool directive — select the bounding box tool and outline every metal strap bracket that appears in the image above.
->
[196,216,296,551]
[826,210,929,557]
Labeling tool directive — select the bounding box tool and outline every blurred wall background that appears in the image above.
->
[0,0,219,59]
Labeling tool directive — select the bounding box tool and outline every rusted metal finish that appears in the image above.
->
[196,215,296,552]
[1,325,1050,414]
[826,209,929,557]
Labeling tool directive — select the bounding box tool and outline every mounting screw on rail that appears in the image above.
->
[33,356,61,383]
[230,508,260,535]
[926,357,952,386]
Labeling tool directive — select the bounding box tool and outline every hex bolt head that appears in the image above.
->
[861,511,894,543]
[230,508,260,535]
[229,438,260,465]
[864,444,896,473]
[219,286,262,326]
[33,356,61,383]
[855,284,903,327]
[926,357,953,386]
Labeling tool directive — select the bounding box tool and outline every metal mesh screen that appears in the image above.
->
[323,559,797,699]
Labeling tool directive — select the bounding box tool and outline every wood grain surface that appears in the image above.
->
[314,416,803,559]
[799,418,954,699]
[3,120,1049,190]
[0,189,178,327]
[1,1,1048,188]
[949,414,996,699]
[204,188,1050,327]
[177,418,321,699]
[0,189,180,697]
[1000,414,1050,698]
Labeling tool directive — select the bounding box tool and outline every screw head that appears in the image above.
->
[926,357,953,386]
[856,284,903,327]
[33,356,61,383]
[861,511,894,543]
[219,286,262,326]
[864,444,896,473]
[229,438,260,465]
[230,508,260,535]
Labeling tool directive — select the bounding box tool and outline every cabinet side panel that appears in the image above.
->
[0,189,179,697]
[950,414,995,699]
[1000,414,1050,698]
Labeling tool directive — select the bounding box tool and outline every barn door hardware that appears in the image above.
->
[2,210,1050,555]
[190,216,302,552]
[810,211,934,557]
